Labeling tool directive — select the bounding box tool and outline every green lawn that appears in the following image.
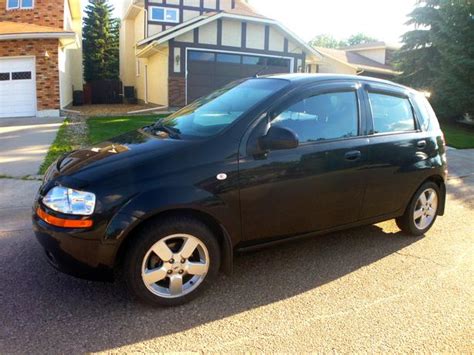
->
[39,119,76,174]
[87,115,167,144]
[441,124,474,149]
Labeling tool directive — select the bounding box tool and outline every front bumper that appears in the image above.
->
[33,212,117,281]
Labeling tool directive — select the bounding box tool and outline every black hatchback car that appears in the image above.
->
[33,74,447,306]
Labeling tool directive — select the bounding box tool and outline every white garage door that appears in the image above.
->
[0,57,36,118]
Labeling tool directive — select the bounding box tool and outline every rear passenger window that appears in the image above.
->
[368,93,415,133]
[272,91,359,143]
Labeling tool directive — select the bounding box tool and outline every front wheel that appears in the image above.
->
[124,217,220,306]
[396,182,440,236]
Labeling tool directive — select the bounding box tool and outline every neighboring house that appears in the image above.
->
[315,42,400,79]
[0,0,82,118]
[120,0,323,107]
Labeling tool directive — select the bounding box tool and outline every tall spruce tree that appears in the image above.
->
[395,0,474,118]
[83,0,120,82]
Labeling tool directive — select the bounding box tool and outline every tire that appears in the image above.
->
[123,216,220,307]
[396,181,440,236]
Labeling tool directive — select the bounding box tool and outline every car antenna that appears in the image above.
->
[254,65,269,78]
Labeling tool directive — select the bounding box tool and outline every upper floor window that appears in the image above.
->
[7,0,34,10]
[149,6,179,23]
[368,92,416,134]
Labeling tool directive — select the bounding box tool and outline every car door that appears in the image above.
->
[360,83,432,219]
[238,82,370,242]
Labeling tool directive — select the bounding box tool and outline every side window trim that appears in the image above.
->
[268,83,363,146]
[366,88,419,136]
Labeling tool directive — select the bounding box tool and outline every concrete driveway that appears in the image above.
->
[0,116,63,177]
[0,150,472,353]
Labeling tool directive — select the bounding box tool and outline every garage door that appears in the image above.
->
[0,57,36,118]
[187,50,292,103]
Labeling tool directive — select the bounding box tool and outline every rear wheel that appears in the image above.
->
[124,217,220,306]
[396,182,440,236]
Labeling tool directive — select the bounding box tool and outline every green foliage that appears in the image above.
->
[395,0,474,119]
[309,33,379,49]
[83,0,120,82]
[308,34,346,48]
[346,33,378,46]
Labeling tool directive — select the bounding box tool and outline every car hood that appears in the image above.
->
[49,129,195,186]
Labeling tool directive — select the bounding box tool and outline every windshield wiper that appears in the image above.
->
[149,122,181,139]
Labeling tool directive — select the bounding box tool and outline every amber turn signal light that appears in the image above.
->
[36,208,93,228]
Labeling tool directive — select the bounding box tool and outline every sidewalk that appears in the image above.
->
[0,116,64,177]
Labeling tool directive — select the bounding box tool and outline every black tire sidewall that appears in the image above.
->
[124,217,221,307]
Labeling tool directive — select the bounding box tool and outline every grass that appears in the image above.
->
[441,123,474,149]
[38,119,76,175]
[87,115,167,144]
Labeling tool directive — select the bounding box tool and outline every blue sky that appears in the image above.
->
[86,0,416,43]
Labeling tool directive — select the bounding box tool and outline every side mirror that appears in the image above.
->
[259,125,299,151]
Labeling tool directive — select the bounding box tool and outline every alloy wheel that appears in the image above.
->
[413,188,438,230]
[141,234,210,299]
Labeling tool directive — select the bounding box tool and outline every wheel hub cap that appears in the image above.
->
[413,188,438,230]
[141,234,210,299]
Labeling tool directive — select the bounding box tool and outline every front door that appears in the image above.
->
[239,82,369,242]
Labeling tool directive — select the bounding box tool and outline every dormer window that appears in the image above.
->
[7,0,34,10]
[149,6,179,23]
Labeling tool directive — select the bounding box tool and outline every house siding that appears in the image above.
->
[0,39,60,111]
[0,0,64,28]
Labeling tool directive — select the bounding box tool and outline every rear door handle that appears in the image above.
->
[417,140,427,149]
[345,150,361,161]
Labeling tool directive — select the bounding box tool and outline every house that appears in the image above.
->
[119,0,323,107]
[0,0,83,118]
[315,41,400,79]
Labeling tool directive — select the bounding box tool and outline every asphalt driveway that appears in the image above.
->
[0,116,63,177]
[0,150,472,353]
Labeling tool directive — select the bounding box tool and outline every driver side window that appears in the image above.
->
[272,91,359,143]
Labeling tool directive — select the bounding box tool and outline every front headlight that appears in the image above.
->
[42,186,96,216]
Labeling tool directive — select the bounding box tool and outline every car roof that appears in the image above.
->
[261,73,416,93]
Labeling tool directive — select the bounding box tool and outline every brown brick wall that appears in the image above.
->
[0,0,64,28]
[169,76,186,107]
[0,39,60,110]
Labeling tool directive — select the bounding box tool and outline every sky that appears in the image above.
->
[93,0,416,44]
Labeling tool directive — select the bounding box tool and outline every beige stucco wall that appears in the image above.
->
[353,48,385,64]
[176,30,194,43]
[268,27,284,52]
[222,19,241,47]
[199,21,218,45]
[146,48,169,106]
[120,18,137,87]
[318,57,356,75]
[246,22,265,50]
[59,0,82,108]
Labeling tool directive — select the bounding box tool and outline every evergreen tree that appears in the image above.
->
[83,0,120,82]
[395,0,474,118]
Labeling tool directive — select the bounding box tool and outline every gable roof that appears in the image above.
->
[0,21,75,41]
[137,12,322,60]
[341,41,401,51]
[315,46,399,75]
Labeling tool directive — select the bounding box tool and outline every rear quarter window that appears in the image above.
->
[368,92,416,134]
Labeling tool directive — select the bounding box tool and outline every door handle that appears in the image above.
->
[345,150,361,161]
[417,140,427,149]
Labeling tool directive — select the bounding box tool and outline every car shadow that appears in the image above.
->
[0,223,421,353]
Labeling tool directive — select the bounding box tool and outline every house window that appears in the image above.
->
[12,71,32,80]
[0,73,10,81]
[7,0,34,10]
[149,6,179,23]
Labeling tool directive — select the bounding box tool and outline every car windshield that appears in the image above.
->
[156,78,289,138]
